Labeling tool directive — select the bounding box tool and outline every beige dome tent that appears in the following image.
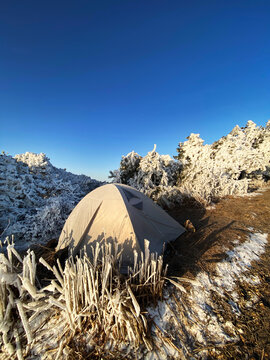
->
[56,183,185,266]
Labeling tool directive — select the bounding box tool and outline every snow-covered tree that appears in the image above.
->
[175,120,270,202]
[112,120,270,206]
[110,145,183,207]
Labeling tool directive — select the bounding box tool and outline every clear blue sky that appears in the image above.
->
[1,0,269,181]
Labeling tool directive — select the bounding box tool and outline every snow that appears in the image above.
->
[111,120,270,205]
[0,152,102,249]
[145,232,268,359]
[110,146,182,207]
[173,120,270,203]
[214,233,267,297]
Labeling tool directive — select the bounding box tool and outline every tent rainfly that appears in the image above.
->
[56,183,185,267]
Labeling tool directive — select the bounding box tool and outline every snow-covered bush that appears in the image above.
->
[109,150,142,184]
[110,146,183,207]
[111,120,270,205]
[0,152,102,249]
[176,120,270,203]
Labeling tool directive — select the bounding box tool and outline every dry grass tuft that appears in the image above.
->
[0,237,167,359]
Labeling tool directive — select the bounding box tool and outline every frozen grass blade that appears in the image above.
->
[0,238,170,359]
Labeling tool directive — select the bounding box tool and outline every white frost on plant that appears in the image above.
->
[177,120,270,202]
[110,146,183,207]
[146,232,268,359]
[0,231,268,359]
[14,152,50,172]
[0,239,165,359]
[111,120,270,205]
[0,152,102,249]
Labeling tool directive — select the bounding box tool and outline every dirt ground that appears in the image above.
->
[167,187,270,359]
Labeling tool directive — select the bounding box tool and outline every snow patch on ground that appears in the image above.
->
[146,232,268,359]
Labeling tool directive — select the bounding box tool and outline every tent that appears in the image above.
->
[56,183,185,266]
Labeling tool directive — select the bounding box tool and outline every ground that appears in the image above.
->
[166,187,270,359]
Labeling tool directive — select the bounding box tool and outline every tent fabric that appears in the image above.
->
[56,183,185,266]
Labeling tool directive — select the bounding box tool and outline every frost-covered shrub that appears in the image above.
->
[110,146,183,207]
[111,121,270,206]
[109,150,142,184]
[0,152,102,249]
[175,120,270,203]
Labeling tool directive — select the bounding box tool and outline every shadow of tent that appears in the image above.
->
[55,232,146,273]
[165,220,238,277]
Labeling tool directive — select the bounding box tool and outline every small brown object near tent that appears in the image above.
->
[56,183,185,267]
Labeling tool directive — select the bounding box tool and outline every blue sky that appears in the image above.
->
[1,0,269,181]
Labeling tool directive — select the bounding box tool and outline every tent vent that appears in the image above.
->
[122,188,143,210]
[122,189,137,201]
[130,200,143,210]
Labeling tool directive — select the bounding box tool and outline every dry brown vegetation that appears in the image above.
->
[0,238,169,359]
[166,187,270,359]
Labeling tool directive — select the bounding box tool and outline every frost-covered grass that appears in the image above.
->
[0,238,167,359]
[1,232,267,359]
[145,232,268,359]
[111,120,270,205]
